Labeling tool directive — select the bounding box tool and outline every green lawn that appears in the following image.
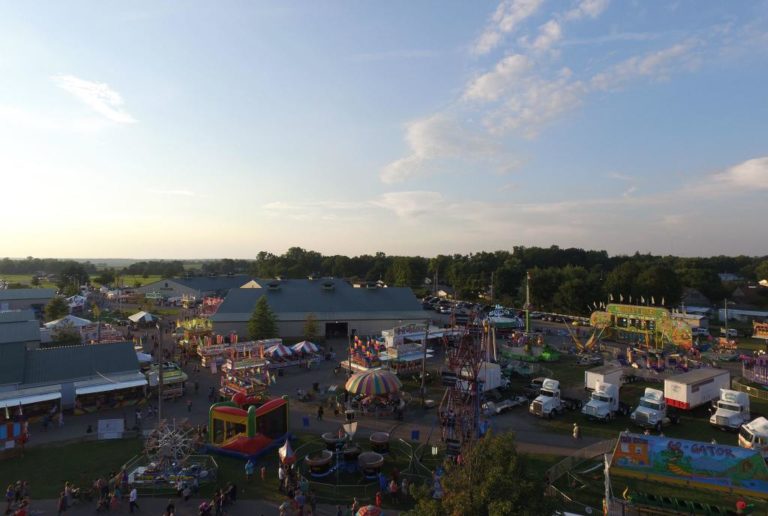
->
[0,274,57,290]
[0,439,143,497]
[116,275,162,288]
[0,433,430,509]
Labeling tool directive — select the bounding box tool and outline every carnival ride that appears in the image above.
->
[207,397,289,459]
[438,324,489,456]
[589,304,693,351]
[125,419,218,489]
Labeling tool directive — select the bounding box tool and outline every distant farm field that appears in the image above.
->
[0,274,57,289]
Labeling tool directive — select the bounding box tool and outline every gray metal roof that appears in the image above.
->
[0,310,36,323]
[0,343,26,385]
[0,320,40,345]
[22,341,140,385]
[138,275,251,294]
[0,288,55,301]
[666,368,729,385]
[211,278,424,322]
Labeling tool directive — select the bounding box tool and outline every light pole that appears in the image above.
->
[420,320,429,408]
[724,299,734,339]
[156,322,164,425]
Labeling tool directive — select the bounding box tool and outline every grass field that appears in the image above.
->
[0,274,57,289]
[0,439,143,497]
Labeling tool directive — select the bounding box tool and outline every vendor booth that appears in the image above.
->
[146,362,188,400]
[0,387,62,423]
[74,373,147,415]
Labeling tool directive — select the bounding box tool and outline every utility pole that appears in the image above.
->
[524,271,531,334]
[420,320,429,408]
[724,299,730,339]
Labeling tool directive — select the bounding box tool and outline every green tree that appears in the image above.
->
[408,431,553,516]
[45,296,69,321]
[30,275,40,286]
[756,260,768,282]
[95,268,116,286]
[248,296,278,340]
[50,323,82,346]
[303,313,319,341]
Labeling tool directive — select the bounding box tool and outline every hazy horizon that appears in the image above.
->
[2,1,767,258]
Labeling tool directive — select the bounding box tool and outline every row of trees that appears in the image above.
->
[6,248,768,315]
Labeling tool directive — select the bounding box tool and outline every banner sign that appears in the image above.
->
[610,433,768,498]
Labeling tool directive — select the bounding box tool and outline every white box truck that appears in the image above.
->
[739,417,768,459]
[664,369,730,410]
[709,389,750,430]
[584,365,624,392]
[581,382,629,422]
[458,362,509,392]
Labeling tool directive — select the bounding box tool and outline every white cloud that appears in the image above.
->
[564,0,610,21]
[472,0,545,55]
[710,157,768,190]
[53,74,137,124]
[464,54,531,102]
[590,39,699,90]
[529,19,562,52]
[380,114,499,183]
[371,191,446,218]
[484,70,586,137]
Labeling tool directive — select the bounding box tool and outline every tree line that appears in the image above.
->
[3,248,768,314]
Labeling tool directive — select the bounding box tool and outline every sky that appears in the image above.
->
[1,0,767,259]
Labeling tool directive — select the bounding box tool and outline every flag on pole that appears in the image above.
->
[651,296,655,305]
[661,297,665,306]
[641,296,645,304]
[593,301,597,309]
[600,302,605,309]
[629,295,632,303]
[609,294,614,302]
[619,294,623,302]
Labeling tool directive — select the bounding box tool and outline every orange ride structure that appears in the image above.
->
[207,397,289,459]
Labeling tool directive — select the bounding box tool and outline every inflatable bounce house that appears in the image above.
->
[207,397,289,459]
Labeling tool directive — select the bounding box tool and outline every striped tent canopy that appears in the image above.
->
[291,341,319,354]
[345,369,402,396]
[265,343,294,358]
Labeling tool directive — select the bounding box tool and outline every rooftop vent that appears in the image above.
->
[267,281,281,291]
[321,281,335,291]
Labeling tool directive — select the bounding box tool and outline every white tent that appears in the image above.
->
[128,311,157,324]
[67,295,87,308]
[136,352,153,363]
[44,314,92,329]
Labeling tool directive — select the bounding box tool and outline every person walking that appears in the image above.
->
[57,491,66,516]
[316,405,324,421]
[186,399,192,413]
[129,485,139,513]
[572,422,581,440]
[58,411,64,428]
[245,459,255,482]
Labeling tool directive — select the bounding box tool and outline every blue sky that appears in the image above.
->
[1,1,767,258]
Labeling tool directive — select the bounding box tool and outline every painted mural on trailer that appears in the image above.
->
[611,433,768,495]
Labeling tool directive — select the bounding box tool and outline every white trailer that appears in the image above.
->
[664,369,730,410]
[458,362,508,392]
[584,365,624,391]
